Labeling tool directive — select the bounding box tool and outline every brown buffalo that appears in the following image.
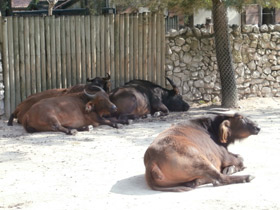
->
[22,86,119,135]
[8,74,111,126]
[144,110,260,192]
[109,77,190,121]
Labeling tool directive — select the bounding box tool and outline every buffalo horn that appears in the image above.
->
[103,73,111,81]
[165,77,179,95]
[209,108,230,112]
[207,108,237,117]
[84,89,96,99]
[83,85,105,98]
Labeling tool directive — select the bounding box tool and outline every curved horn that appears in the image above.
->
[209,108,231,112]
[84,89,96,99]
[83,85,105,99]
[207,108,237,117]
[165,77,179,95]
[103,73,111,81]
[85,85,106,93]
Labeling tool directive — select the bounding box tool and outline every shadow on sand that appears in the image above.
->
[110,174,160,196]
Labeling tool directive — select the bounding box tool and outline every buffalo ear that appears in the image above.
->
[85,103,95,113]
[173,88,180,95]
[219,120,230,144]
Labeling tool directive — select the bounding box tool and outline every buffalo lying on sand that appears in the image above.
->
[144,110,260,192]
[22,86,120,135]
[109,77,190,120]
[8,74,111,126]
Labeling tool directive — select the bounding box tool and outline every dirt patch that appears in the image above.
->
[1,97,280,210]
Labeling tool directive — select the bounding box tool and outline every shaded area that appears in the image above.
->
[110,174,158,196]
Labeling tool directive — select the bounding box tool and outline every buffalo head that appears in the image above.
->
[208,109,260,145]
[87,73,111,93]
[163,77,190,112]
[84,86,117,117]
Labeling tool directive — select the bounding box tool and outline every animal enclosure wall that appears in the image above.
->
[0,14,166,117]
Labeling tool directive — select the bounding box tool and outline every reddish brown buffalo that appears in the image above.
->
[22,86,118,135]
[8,88,67,126]
[144,110,260,192]
[8,74,111,126]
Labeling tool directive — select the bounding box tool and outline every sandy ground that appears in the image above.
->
[1,97,280,210]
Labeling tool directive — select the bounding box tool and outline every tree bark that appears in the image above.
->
[47,0,58,16]
[212,0,238,108]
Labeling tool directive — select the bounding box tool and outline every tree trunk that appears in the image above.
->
[212,0,238,108]
[47,0,58,16]
[48,4,54,16]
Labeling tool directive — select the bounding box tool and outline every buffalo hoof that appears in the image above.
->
[153,112,161,117]
[116,123,124,129]
[212,180,221,186]
[146,114,152,119]
[68,129,78,135]
[112,123,119,128]
[246,175,255,182]
[222,165,237,175]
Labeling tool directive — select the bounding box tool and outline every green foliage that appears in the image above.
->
[0,0,12,16]
[84,0,107,15]
[167,0,212,15]
[112,0,170,12]
[27,0,40,10]
[112,0,280,15]
[1,1,9,11]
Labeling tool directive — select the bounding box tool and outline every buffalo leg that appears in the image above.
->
[183,178,213,188]
[105,116,129,125]
[184,173,254,189]
[118,114,141,121]
[96,117,118,128]
[222,165,238,175]
[212,174,255,186]
[182,170,254,190]
[221,153,245,175]
[196,163,254,187]
[147,162,253,192]
[52,123,77,135]
[7,114,15,126]
[183,154,253,187]
[150,99,169,116]
[76,126,89,131]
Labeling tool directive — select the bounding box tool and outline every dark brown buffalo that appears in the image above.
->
[8,74,111,126]
[109,77,190,120]
[144,110,260,192]
[66,73,111,94]
[22,86,118,135]
[85,73,111,93]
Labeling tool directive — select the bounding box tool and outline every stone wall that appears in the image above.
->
[165,24,280,104]
[0,49,4,116]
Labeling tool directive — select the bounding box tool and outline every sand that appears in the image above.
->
[1,97,280,210]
